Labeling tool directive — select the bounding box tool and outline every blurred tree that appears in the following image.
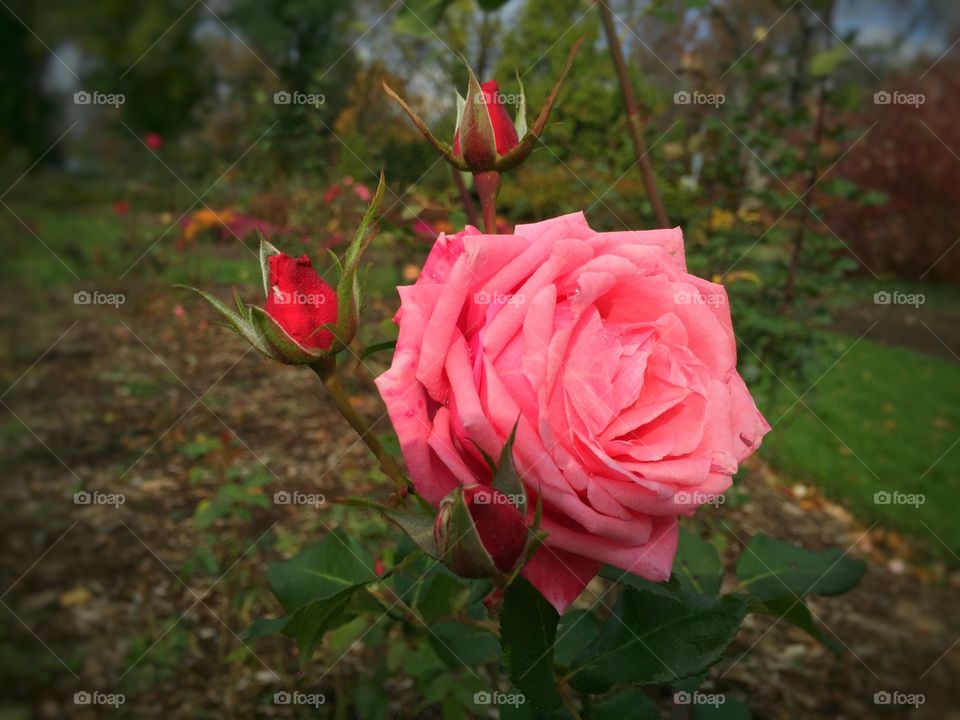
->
[226,0,359,169]
[0,0,56,164]
[40,0,213,137]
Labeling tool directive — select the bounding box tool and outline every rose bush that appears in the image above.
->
[377,212,770,613]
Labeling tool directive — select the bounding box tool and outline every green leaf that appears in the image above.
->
[810,46,849,77]
[749,594,841,652]
[283,588,356,661]
[385,506,440,558]
[415,571,472,623]
[861,190,888,206]
[340,498,439,558]
[428,620,500,669]
[674,529,723,597]
[592,687,659,720]
[245,616,288,642]
[570,588,747,691]
[359,340,397,362]
[500,577,562,711]
[266,530,377,613]
[693,697,752,719]
[554,609,602,668]
[599,565,684,600]
[735,534,865,600]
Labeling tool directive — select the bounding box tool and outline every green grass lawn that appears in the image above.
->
[1,199,259,290]
[759,335,960,563]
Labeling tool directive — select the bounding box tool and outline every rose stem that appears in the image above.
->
[558,683,585,720]
[473,170,501,233]
[311,360,414,496]
[451,166,482,228]
[597,0,670,228]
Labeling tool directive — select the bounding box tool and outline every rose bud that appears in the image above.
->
[382,37,584,175]
[183,174,385,367]
[264,253,337,351]
[453,80,519,168]
[434,485,528,579]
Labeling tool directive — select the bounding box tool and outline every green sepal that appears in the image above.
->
[458,61,499,170]
[249,305,331,364]
[333,171,386,349]
[499,36,584,171]
[258,233,281,299]
[383,82,468,170]
[514,69,527,139]
[176,285,275,360]
[435,487,503,580]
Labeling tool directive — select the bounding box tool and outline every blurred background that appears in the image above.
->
[1,0,958,717]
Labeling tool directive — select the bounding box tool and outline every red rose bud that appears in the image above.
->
[434,485,528,578]
[264,253,337,350]
[454,80,519,163]
[383,39,582,177]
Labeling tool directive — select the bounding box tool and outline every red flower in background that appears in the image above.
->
[144,132,164,150]
[264,254,338,350]
[113,199,130,216]
[323,184,342,203]
[353,183,372,202]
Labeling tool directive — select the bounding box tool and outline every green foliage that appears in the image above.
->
[674,528,725,597]
[266,530,377,612]
[735,534,865,600]
[569,587,748,691]
[123,622,190,694]
[500,577,562,711]
[592,687,660,720]
[694,698,753,719]
[248,515,863,718]
[192,470,271,529]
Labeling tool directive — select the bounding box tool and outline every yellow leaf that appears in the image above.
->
[59,586,92,607]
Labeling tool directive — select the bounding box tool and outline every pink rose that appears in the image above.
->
[375,212,769,614]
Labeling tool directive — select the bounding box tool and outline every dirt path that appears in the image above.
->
[1,282,958,718]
